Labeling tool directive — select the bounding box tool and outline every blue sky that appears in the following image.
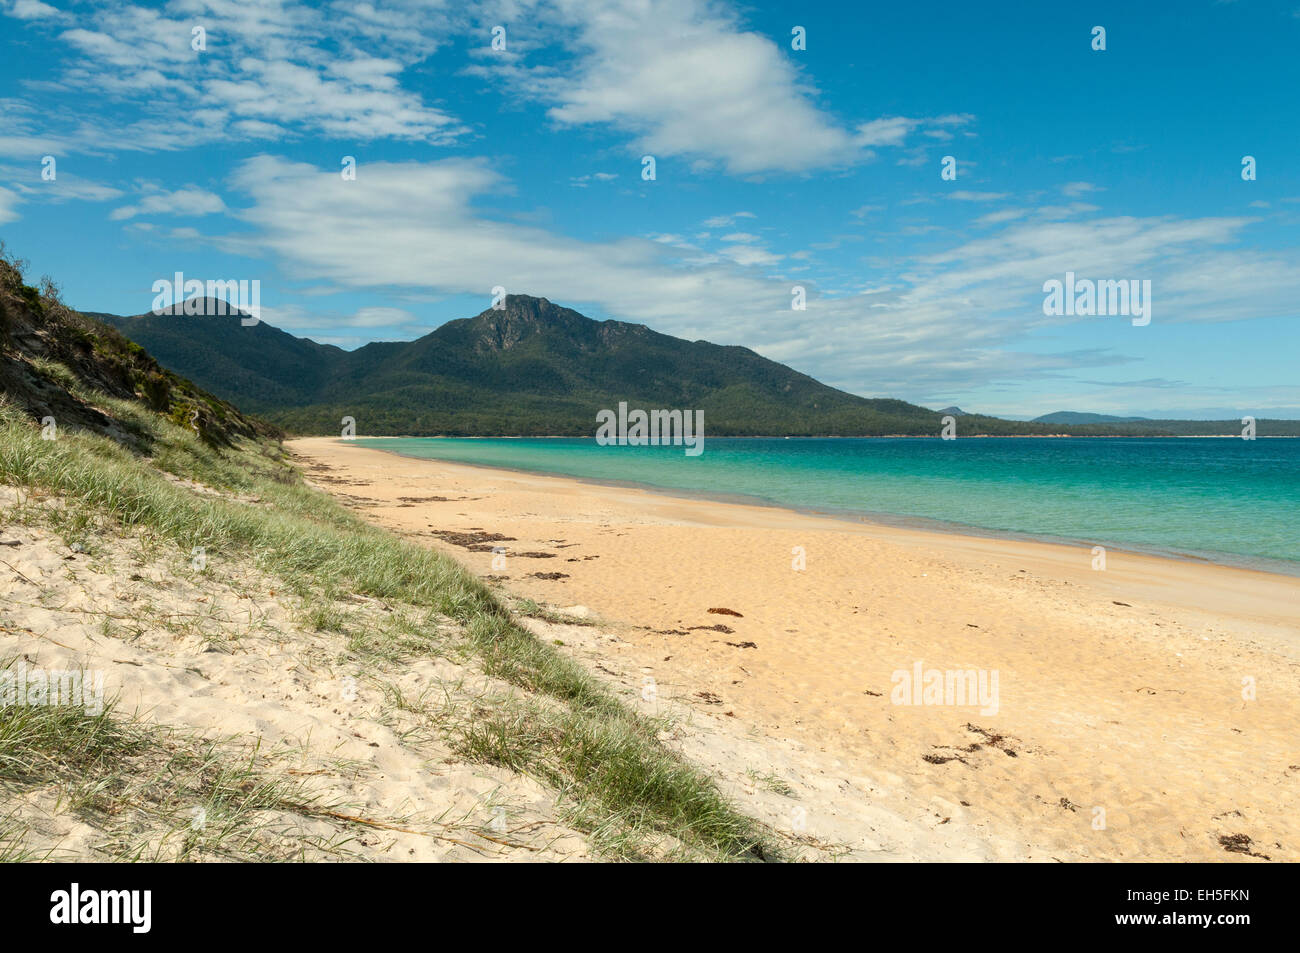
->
[2,0,1298,419]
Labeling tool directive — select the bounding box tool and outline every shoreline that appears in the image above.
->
[287,435,1300,861]
[352,436,1300,580]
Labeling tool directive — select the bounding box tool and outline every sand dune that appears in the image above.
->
[0,484,591,862]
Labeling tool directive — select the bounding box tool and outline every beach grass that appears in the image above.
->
[0,658,361,861]
[0,388,779,861]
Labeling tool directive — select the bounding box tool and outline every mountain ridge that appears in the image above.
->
[96,295,1300,438]
[1033,411,1152,425]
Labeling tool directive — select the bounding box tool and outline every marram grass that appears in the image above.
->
[0,396,779,861]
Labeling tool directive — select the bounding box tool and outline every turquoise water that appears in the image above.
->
[362,436,1300,572]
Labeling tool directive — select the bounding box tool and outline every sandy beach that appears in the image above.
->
[287,436,1300,862]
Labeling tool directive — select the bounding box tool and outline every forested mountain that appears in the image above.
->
[97,295,1300,437]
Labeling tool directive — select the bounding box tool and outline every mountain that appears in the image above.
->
[96,294,1300,437]
[85,298,346,412]
[1028,410,1297,436]
[938,406,968,417]
[94,295,1029,436]
[1033,412,1151,425]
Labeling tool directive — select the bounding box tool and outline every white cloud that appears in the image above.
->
[719,245,781,267]
[473,0,907,174]
[0,161,123,221]
[5,0,65,20]
[855,114,971,148]
[974,204,1096,227]
[975,208,1028,226]
[0,100,74,160]
[854,117,915,148]
[0,186,21,223]
[110,186,227,220]
[226,155,795,341]
[702,211,756,228]
[352,306,418,328]
[1062,181,1103,197]
[258,302,419,333]
[569,171,619,187]
[1033,202,1100,220]
[223,156,1300,406]
[470,1,977,175]
[2,0,464,155]
[1,170,121,203]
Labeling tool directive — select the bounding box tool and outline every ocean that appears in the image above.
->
[360,436,1300,573]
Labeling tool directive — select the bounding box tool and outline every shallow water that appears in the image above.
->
[362,436,1300,573]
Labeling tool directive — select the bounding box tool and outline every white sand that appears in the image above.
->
[289,436,1300,862]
